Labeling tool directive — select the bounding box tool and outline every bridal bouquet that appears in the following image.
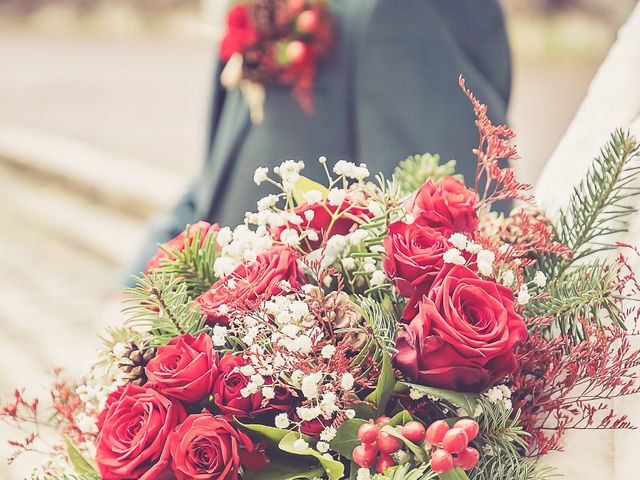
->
[3,80,640,480]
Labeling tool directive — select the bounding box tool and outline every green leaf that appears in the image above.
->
[279,432,345,480]
[331,418,366,459]
[243,453,325,480]
[388,409,415,426]
[380,425,428,463]
[236,420,312,445]
[292,175,329,205]
[365,352,396,415]
[64,436,98,476]
[397,382,479,417]
[438,468,469,480]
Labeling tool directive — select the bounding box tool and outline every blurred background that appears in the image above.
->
[0,0,637,476]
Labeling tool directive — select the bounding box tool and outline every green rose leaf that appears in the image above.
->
[64,436,99,476]
[330,418,367,459]
[279,432,345,480]
[396,382,480,418]
[243,454,325,480]
[365,352,396,415]
[236,420,314,446]
[438,467,470,480]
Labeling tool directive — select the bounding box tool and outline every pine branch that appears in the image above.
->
[123,271,207,346]
[472,399,558,480]
[393,153,458,196]
[374,463,437,480]
[154,225,219,297]
[526,259,625,340]
[539,130,640,277]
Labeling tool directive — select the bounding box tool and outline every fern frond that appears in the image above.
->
[539,130,640,276]
[393,153,458,195]
[154,225,219,297]
[123,271,207,346]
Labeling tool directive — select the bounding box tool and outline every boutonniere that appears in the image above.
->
[219,0,336,123]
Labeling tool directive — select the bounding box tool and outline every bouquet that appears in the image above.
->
[3,79,640,480]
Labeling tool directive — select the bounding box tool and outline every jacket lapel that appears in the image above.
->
[195,88,251,221]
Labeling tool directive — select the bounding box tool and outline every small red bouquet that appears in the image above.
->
[219,0,336,121]
[3,79,640,480]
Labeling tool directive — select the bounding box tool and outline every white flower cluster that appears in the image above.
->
[333,160,370,182]
[443,233,495,276]
[484,384,513,410]
[213,225,274,277]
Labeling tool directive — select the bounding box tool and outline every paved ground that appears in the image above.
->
[0,24,607,477]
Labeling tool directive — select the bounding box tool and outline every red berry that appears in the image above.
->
[376,454,396,474]
[352,444,377,468]
[426,420,449,445]
[288,0,306,13]
[357,423,380,444]
[376,431,402,454]
[430,449,454,473]
[285,41,308,64]
[297,10,319,33]
[453,419,479,442]
[400,421,426,443]
[375,416,392,426]
[454,447,480,470]
[442,428,469,454]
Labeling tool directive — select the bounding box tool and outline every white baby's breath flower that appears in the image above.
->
[477,260,493,276]
[306,230,319,242]
[517,286,531,306]
[498,384,512,399]
[321,345,336,359]
[367,200,384,217]
[485,386,504,404]
[477,249,495,264]
[318,155,327,164]
[240,364,256,376]
[363,262,376,273]
[370,270,386,286]
[213,257,238,278]
[290,300,309,320]
[280,228,300,246]
[320,426,337,442]
[303,189,323,204]
[333,160,353,176]
[281,324,300,338]
[465,242,482,254]
[301,372,323,399]
[340,373,355,390]
[304,209,315,222]
[345,409,356,419]
[443,248,465,265]
[317,441,330,453]
[534,271,547,288]
[328,188,347,206]
[448,233,468,250]
[293,438,309,452]
[409,388,425,400]
[357,468,371,480]
[275,413,290,429]
[253,167,269,185]
[502,270,515,287]
[342,257,356,271]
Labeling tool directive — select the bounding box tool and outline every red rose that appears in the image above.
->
[96,384,186,480]
[146,221,219,272]
[394,265,528,392]
[145,333,218,403]
[407,177,479,235]
[168,413,269,480]
[213,353,267,418]
[220,5,258,61]
[194,247,305,324]
[382,220,450,297]
[276,197,372,251]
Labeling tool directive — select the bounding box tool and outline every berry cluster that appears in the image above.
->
[426,419,480,473]
[352,417,430,474]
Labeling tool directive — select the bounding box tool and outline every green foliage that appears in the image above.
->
[64,437,98,477]
[539,130,640,277]
[394,153,458,195]
[123,271,207,346]
[527,259,625,340]
[373,463,437,480]
[472,398,557,480]
[243,455,325,480]
[364,352,396,416]
[292,175,329,205]
[279,432,345,480]
[154,224,220,297]
[396,382,480,418]
[331,418,366,459]
[380,425,428,463]
[437,468,469,480]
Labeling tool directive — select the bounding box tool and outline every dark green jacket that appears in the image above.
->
[126,0,511,280]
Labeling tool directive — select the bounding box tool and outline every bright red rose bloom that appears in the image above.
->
[194,247,305,324]
[168,413,269,480]
[213,353,267,418]
[407,177,479,235]
[276,197,372,251]
[96,384,186,480]
[145,332,218,403]
[382,220,450,297]
[220,5,258,61]
[394,265,528,392]
[146,221,219,272]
